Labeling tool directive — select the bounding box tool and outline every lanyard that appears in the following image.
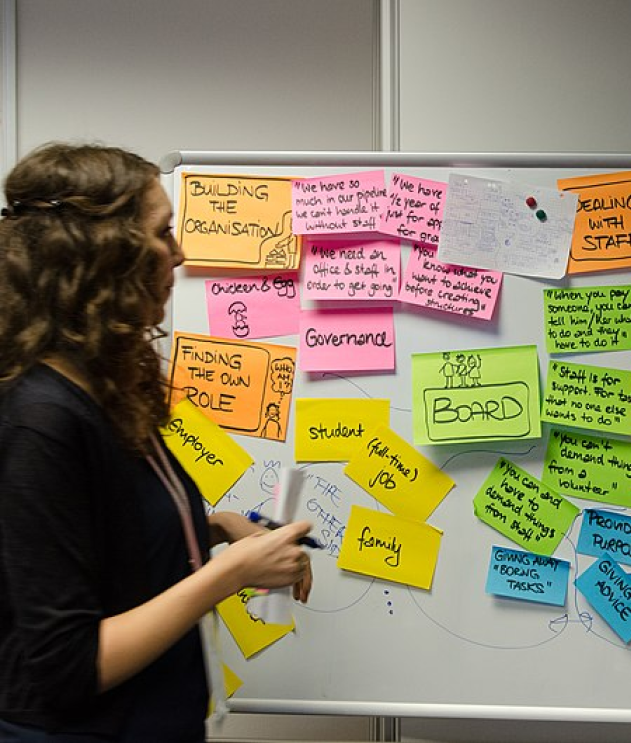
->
[146,433,228,720]
[146,433,203,570]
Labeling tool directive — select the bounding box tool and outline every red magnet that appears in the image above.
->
[526,196,537,209]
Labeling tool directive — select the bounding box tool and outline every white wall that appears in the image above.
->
[397,0,631,153]
[1,2,15,175]
[15,0,378,164]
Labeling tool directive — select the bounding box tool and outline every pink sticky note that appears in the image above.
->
[292,171,388,236]
[205,273,300,340]
[399,244,502,320]
[299,308,395,372]
[302,238,400,301]
[380,173,447,245]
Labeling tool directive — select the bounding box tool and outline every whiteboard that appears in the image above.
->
[161,152,631,723]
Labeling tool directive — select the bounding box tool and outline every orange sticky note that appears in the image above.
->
[168,332,296,441]
[177,172,300,270]
[558,171,631,275]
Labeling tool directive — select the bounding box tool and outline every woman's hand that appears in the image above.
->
[209,512,314,602]
[97,520,313,692]
[292,552,312,603]
[213,519,313,596]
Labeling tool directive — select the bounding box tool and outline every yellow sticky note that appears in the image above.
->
[222,663,242,699]
[294,398,390,461]
[161,398,253,506]
[337,505,442,590]
[345,425,454,521]
[209,664,243,715]
[216,590,294,659]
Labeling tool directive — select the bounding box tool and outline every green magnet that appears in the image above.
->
[535,209,547,222]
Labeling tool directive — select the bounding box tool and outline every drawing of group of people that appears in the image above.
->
[439,351,483,388]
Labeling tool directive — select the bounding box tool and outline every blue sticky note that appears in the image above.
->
[577,509,631,567]
[575,554,631,643]
[485,545,570,606]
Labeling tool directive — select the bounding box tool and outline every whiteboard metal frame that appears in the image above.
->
[228,699,631,723]
[163,151,631,725]
[160,150,631,174]
[378,0,400,151]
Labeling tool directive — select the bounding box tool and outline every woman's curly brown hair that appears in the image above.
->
[0,142,171,453]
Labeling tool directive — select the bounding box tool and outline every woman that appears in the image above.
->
[0,143,313,741]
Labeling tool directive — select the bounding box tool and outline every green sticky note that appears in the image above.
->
[543,285,631,354]
[473,458,580,556]
[412,345,541,445]
[541,360,631,437]
[542,428,631,507]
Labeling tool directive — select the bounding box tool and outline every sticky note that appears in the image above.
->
[412,345,541,446]
[209,664,243,715]
[558,171,631,275]
[169,332,297,442]
[542,429,631,507]
[544,286,631,353]
[485,545,570,606]
[344,424,454,521]
[216,589,294,659]
[337,505,442,590]
[299,307,395,373]
[294,398,390,462]
[222,664,242,700]
[399,243,502,321]
[302,238,400,301]
[473,458,580,556]
[577,509,631,567]
[292,170,388,235]
[541,360,631,437]
[177,172,300,270]
[575,554,631,643]
[205,273,300,340]
[161,399,253,506]
[380,172,446,245]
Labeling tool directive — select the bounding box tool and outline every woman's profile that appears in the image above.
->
[0,143,313,742]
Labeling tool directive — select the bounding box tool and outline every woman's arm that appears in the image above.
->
[2,402,314,706]
[97,520,312,691]
[207,510,262,547]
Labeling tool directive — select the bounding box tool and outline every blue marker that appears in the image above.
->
[248,512,322,549]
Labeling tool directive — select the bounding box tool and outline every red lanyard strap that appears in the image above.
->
[145,433,228,719]
[146,433,203,572]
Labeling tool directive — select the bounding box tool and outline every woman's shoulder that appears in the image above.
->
[0,363,106,439]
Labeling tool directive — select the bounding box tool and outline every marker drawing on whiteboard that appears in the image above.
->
[248,512,323,549]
